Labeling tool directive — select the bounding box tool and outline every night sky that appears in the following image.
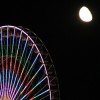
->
[1,0,100,100]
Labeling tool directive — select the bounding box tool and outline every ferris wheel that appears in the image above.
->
[0,25,60,100]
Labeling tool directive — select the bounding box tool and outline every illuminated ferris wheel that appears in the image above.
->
[0,25,60,100]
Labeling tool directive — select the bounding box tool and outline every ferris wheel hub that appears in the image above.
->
[1,95,11,100]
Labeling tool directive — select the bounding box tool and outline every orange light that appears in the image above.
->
[1,96,11,100]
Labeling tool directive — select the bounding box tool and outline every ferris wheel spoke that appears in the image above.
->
[18,82,49,100]
[9,28,16,97]
[17,37,29,74]
[33,81,48,97]
[6,27,8,96]
[23,51,40,82]
[14,64,44,98]
[11,37,29,97]
[0,30,2,96]
[22,53,39,84]
[33,89,50,99]
[40,94,50,100]
[20,63,44,96]
[0,73,2,97]
[10,31,22,97]
[19,44,34,78]
[0,73,1,96]
[14,31,22,72]
[31,81,50,99]
[27,53,40,75]
[10,28,16,71]
[11,45,35,98]
[20,76,47,100]
[0,29,4,97]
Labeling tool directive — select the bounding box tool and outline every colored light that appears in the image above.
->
[0,25,52,100]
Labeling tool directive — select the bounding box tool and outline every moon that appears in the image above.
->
[79,6,93,22]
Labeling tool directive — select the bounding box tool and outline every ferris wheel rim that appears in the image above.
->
[0,25,60,100]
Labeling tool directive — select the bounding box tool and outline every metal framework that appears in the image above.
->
[0,25,60,100]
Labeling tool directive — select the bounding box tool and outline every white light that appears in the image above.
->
[79,6,92,22]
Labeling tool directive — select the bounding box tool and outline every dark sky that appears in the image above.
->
[1,0,100,100]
